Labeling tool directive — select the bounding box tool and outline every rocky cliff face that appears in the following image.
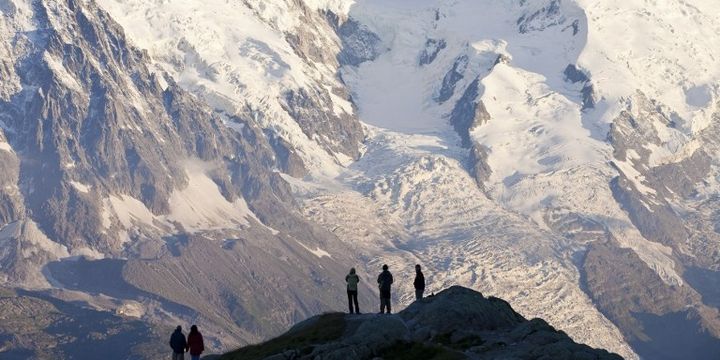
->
[98,0,369,177]
[0,0,371,356]
[1,0,280,266]
[220,286,623,360]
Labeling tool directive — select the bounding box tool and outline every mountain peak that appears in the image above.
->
[220,286,622,360]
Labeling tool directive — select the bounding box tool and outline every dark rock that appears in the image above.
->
[221,286,623,360]
[564,64,590,83]
[564,64,595,110]
[282,87,363,161]
[517,0,565,34]
[448,78,491,147]
[401,286,525,333]
[436,54,468,103]
[325,12,382,67]
[581,238,714,342]
[419,38,447,66]
[493,54,511,67]
[265,130,308,178]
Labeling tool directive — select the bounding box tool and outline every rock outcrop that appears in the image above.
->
[220,286,623,360]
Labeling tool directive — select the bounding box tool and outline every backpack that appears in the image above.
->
[346,274,360,291]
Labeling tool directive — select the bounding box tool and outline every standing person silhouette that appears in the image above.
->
[169,326,187,360]
[377,264,394,314]
[345,268,361,314]
[186,325,205,360]
[414,264,425,300]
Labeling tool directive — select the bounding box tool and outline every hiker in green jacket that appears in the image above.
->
[345,268,361,314]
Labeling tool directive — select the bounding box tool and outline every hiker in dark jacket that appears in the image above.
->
[169,326,187,360]
[186,325,205,360]
[377,264,394,314]
[345,267,361,314]
[414,264,425,300]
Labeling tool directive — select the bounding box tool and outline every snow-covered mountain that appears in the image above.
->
[1,0,720,359]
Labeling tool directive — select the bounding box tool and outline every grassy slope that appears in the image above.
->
[221,313,347,360]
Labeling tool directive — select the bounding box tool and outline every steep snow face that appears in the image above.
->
[103,163,262,233]
[345,0,720,162]
[576,0,720,132]
[98,0,363,177]
[340,3,446,133]
[478,62,606,180]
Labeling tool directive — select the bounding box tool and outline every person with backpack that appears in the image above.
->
[377,264,394,314]
[186,325,205,360]
[414,264,425,300]
[169,326,187,360]
[345,267,361,314]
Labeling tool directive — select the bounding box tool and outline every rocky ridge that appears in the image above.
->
[219,286,622,360]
